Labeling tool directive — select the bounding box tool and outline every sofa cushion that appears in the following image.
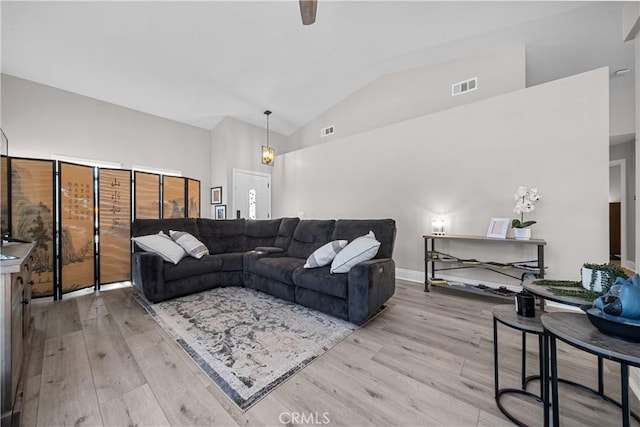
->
[304,240,347,268]
[163,255,222,281]
[217,252,245,271]
[253,257,305,285]
[286,220,335,259]
[244,219,282,250]
[292,266,348,299]
[132,232,186,264]
[274,217,300,249]
[330,231,380,273]
[197,219,246,254]
[169,230,209,259]
[331,219,396,259]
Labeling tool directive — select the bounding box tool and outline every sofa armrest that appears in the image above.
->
[347,258,395,325]
[254,246,285,254]
[243,249,288,271]
[131,252,165,302]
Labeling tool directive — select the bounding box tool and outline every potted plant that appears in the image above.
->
[581,262,628,293]
[511,186,541,240]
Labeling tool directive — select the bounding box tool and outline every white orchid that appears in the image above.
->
[513,186,528,200]
[512,186,541,228]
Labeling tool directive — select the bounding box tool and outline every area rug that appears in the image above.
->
[135,287,356,410]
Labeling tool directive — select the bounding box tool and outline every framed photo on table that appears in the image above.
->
[210,186,222,205]
[214,204,227,220]
[487,218,510,239]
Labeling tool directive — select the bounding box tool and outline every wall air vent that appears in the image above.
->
[451,77,478,96]
[320,125,335,137]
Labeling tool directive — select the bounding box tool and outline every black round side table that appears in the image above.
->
[492,304,547,427]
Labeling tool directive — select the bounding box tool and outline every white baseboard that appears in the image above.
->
[395,268,424,283]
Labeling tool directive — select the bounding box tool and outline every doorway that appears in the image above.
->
[609,160,626,265]
[232,169,271,220]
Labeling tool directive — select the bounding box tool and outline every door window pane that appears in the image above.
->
[249,189,256,220]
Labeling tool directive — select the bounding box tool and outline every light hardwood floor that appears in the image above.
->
[21,280,640,426]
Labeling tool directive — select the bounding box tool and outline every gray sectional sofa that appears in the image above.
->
[131,217,396,325]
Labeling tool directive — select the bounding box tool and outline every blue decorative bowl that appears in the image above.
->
[582,305,640,343]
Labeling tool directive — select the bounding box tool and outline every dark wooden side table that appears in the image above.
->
[542,312,640,427]
[492,304,548,427]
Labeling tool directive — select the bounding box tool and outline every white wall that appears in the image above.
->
[612,1,637,137]
[273,68,610,281]
[610,79,636,137]
[1,75,211,216]
[210,116,287,218]
[288,46,525,150]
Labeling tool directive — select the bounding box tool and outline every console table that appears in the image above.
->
[424,234,546,293]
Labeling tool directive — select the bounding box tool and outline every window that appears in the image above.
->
[249,189,256,220]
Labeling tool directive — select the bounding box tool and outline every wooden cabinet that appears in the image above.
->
[1,243,34,427]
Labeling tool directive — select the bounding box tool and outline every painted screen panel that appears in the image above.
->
[11,158,55,297]
[187,178,200,218]
[134,171,160,219]
[99,169,131,284]
[60,162,95,293]
[1,156,8,235]
[163,176,186,219]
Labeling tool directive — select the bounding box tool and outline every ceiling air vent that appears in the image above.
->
[451,77,478,96]
[321,125,335,137]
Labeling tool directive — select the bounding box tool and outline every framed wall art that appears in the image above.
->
[214,204,227,220]
[486,217,511,239]
[211,186,222,205]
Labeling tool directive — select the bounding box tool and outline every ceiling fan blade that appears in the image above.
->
[299,0,317,25]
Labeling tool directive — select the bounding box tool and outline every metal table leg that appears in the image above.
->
[550,335,559,427]
[622,364,630,427]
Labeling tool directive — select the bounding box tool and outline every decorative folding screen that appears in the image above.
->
[60,162,95,294]
[134,171,160,219]
[187,178,200,218]
[162,176,186,219]
[10,158,56,297]
[5,158,200,298]
[1,156,8,234]
[98,168,132,284]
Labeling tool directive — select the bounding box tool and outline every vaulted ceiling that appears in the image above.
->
[1,1,635,136]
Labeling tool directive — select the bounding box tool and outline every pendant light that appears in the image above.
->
[262,110,274,166]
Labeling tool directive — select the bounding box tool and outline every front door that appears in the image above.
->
[232,169,271,220]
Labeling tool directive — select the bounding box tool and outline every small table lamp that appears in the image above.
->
[432,218,445,235]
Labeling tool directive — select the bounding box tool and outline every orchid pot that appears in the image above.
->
[513,228,532,240]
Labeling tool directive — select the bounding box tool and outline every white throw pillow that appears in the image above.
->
[132,232,186,264]
[304,240,348,268]
[169,230,209,259]
[330,231,380,274]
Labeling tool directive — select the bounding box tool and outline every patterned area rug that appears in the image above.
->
[135,286,356,410]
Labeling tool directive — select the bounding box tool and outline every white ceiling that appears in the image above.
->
[1,1,635,136]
